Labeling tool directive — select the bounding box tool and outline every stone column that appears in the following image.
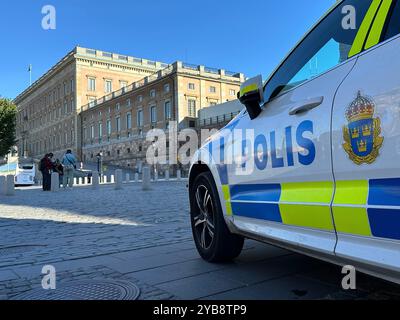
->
[5,175,15,196]
[110,175,115,184]
[75,177,79,185]
[115,169,123,190]
[51,173,59,192]
[92,171,99,189]
[0,176,6,195]
[142,167,151,191]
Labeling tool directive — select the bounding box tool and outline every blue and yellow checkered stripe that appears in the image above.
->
[225,181,335,231]
[333,178,400,240]
[219,174,400,241]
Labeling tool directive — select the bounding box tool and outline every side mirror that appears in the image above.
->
[238,75,263,120]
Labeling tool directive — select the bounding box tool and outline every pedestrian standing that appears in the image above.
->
[61,150,77,188]
[39,153,54,191]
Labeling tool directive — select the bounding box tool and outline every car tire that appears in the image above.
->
[190,171,244,262]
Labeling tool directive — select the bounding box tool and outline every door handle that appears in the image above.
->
[288,96,324,116]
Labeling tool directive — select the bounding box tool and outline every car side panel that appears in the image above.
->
[331,35,400,274]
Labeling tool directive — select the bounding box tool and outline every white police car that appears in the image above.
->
[188,0,400,284]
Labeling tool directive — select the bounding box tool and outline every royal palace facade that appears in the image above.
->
[14,47,244,169]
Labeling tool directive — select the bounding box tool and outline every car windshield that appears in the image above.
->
[263,0,372,102]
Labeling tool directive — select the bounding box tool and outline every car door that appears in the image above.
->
[219,0,375,256]
[331,0,400,277]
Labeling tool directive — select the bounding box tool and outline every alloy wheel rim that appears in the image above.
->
[193,185,215,250]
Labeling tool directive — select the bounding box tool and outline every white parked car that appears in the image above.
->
[188,0,400,284]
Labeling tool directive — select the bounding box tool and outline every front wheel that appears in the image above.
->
[190,172,244,262]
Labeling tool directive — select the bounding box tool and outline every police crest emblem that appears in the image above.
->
[343,91,384,165]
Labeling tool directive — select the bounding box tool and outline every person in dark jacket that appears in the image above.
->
[39,153,54,191]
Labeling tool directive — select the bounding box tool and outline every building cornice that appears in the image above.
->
[14,49,76,105]
[14,46,169,105]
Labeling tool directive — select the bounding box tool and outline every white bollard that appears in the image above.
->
[51,172,59,192]
[154,171,158,182]
[111,175,115,184]
[142,167,151,191]
[0,176,6,195]
[115,170,123,190]
[165,170,170,181]
[177,170,182,181]
[5,175,15,196]
[75,177,79,185]
[92,172,99,189]
[134,173,139,183]
[125,173,130,183]
[83,176,87,185]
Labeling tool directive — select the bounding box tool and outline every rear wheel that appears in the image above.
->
[190,172,244,262]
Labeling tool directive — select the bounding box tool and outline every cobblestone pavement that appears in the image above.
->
[0,181,399,300]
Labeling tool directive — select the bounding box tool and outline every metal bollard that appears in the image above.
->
[115,169,123,190]
[177,170,182,181]
[92,172,99,189]
[5,175,15,196]
[0,176,6,195]
[142,167,151,191]
[51,172,60,192]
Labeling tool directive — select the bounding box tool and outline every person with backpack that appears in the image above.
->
[61,150,77,188]
[39,153,54,191]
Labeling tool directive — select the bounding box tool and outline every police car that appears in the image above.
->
[188,0,400,284]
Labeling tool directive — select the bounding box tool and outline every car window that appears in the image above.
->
[264,0,373,102]
[384,0,400,40]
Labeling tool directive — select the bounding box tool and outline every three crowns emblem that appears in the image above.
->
[343,91,384,165]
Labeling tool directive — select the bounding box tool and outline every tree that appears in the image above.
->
[0,98,17,158]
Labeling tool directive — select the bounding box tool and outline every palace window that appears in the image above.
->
[151,106,157,123]
[188,99,196,118]
[105,80,113,93]
[88,78,96,91]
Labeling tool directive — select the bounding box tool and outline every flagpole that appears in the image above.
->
[29,64,32,86]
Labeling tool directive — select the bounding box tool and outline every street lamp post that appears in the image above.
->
[96,151,103,182]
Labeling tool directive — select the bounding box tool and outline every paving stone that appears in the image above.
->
[204,275,352,300]
[0,182,398,300]
[156,273,245,300]
[0,270,19,282]
[128,259,229,285]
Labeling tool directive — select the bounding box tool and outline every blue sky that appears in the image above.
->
[0,0,335,99]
